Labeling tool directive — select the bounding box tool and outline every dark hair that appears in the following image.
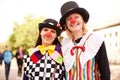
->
[5,45,8,48]
[35,34,61,47]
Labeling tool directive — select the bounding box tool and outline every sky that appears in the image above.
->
[0,0,120,43]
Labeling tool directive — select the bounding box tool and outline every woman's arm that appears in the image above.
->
[95,42,110,80]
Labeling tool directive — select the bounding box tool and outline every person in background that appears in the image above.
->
[15,46,24,80]
[2,45,13,80]
[0,51,3,66]
[23,18,65,80]
[59,1,110,80]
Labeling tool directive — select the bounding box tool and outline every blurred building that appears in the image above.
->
[93,18,120,64]
[93,18,120,80]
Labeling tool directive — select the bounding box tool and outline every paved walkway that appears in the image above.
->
[0,58,23,80]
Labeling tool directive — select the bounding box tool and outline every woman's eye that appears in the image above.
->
[75,16,79,19]
[43,28,48,31]
[66,17,70,21]
[51,30,56,33]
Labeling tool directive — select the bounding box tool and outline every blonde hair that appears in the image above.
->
[82,22,88,35]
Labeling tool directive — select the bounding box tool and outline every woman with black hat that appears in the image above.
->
[23,18,65,80]
[60,1,110,80]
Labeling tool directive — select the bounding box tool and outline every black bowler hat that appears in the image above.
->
[39,19,62,36]
[60,1,90,28]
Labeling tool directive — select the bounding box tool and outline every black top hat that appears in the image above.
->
[60,1,90,28]
[39,19,62,36]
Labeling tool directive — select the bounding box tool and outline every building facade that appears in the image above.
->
[94,21,120,64]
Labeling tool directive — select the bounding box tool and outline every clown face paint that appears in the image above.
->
[40,27,57,46]
[66,13,84,33]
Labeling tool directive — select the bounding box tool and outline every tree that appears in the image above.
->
[7,15,45,52]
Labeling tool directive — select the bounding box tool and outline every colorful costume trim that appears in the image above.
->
[30,45,63,64]
[61,30,104,80]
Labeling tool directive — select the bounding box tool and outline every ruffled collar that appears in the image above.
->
[61,30,104,71]
[29,45,63,64]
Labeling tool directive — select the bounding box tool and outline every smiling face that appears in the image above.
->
[65,13,84,33]
[40,27,57,46]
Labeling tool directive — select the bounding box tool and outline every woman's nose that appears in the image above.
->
[45,32,52,37]
[70,18,76,24]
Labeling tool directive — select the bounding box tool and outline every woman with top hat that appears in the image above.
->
[23,18,65,80]
[59,1,110,80]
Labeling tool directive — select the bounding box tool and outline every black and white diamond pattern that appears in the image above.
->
[23,54,65,80]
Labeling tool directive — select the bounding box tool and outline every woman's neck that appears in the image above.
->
[42,44,51,47]
[68,30,83,42]
[74,31,83,40]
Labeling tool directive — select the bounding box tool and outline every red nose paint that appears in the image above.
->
[70,18,76,23]
[45,32,52,37]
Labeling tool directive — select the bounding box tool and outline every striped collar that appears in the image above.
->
[29,45,63,64]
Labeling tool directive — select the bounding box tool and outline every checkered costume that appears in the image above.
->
[24,45,65,80]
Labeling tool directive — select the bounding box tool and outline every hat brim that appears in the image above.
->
[39,23,61,36]
[60,8,89,29]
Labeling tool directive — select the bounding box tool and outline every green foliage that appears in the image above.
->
[7,15,45,52]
